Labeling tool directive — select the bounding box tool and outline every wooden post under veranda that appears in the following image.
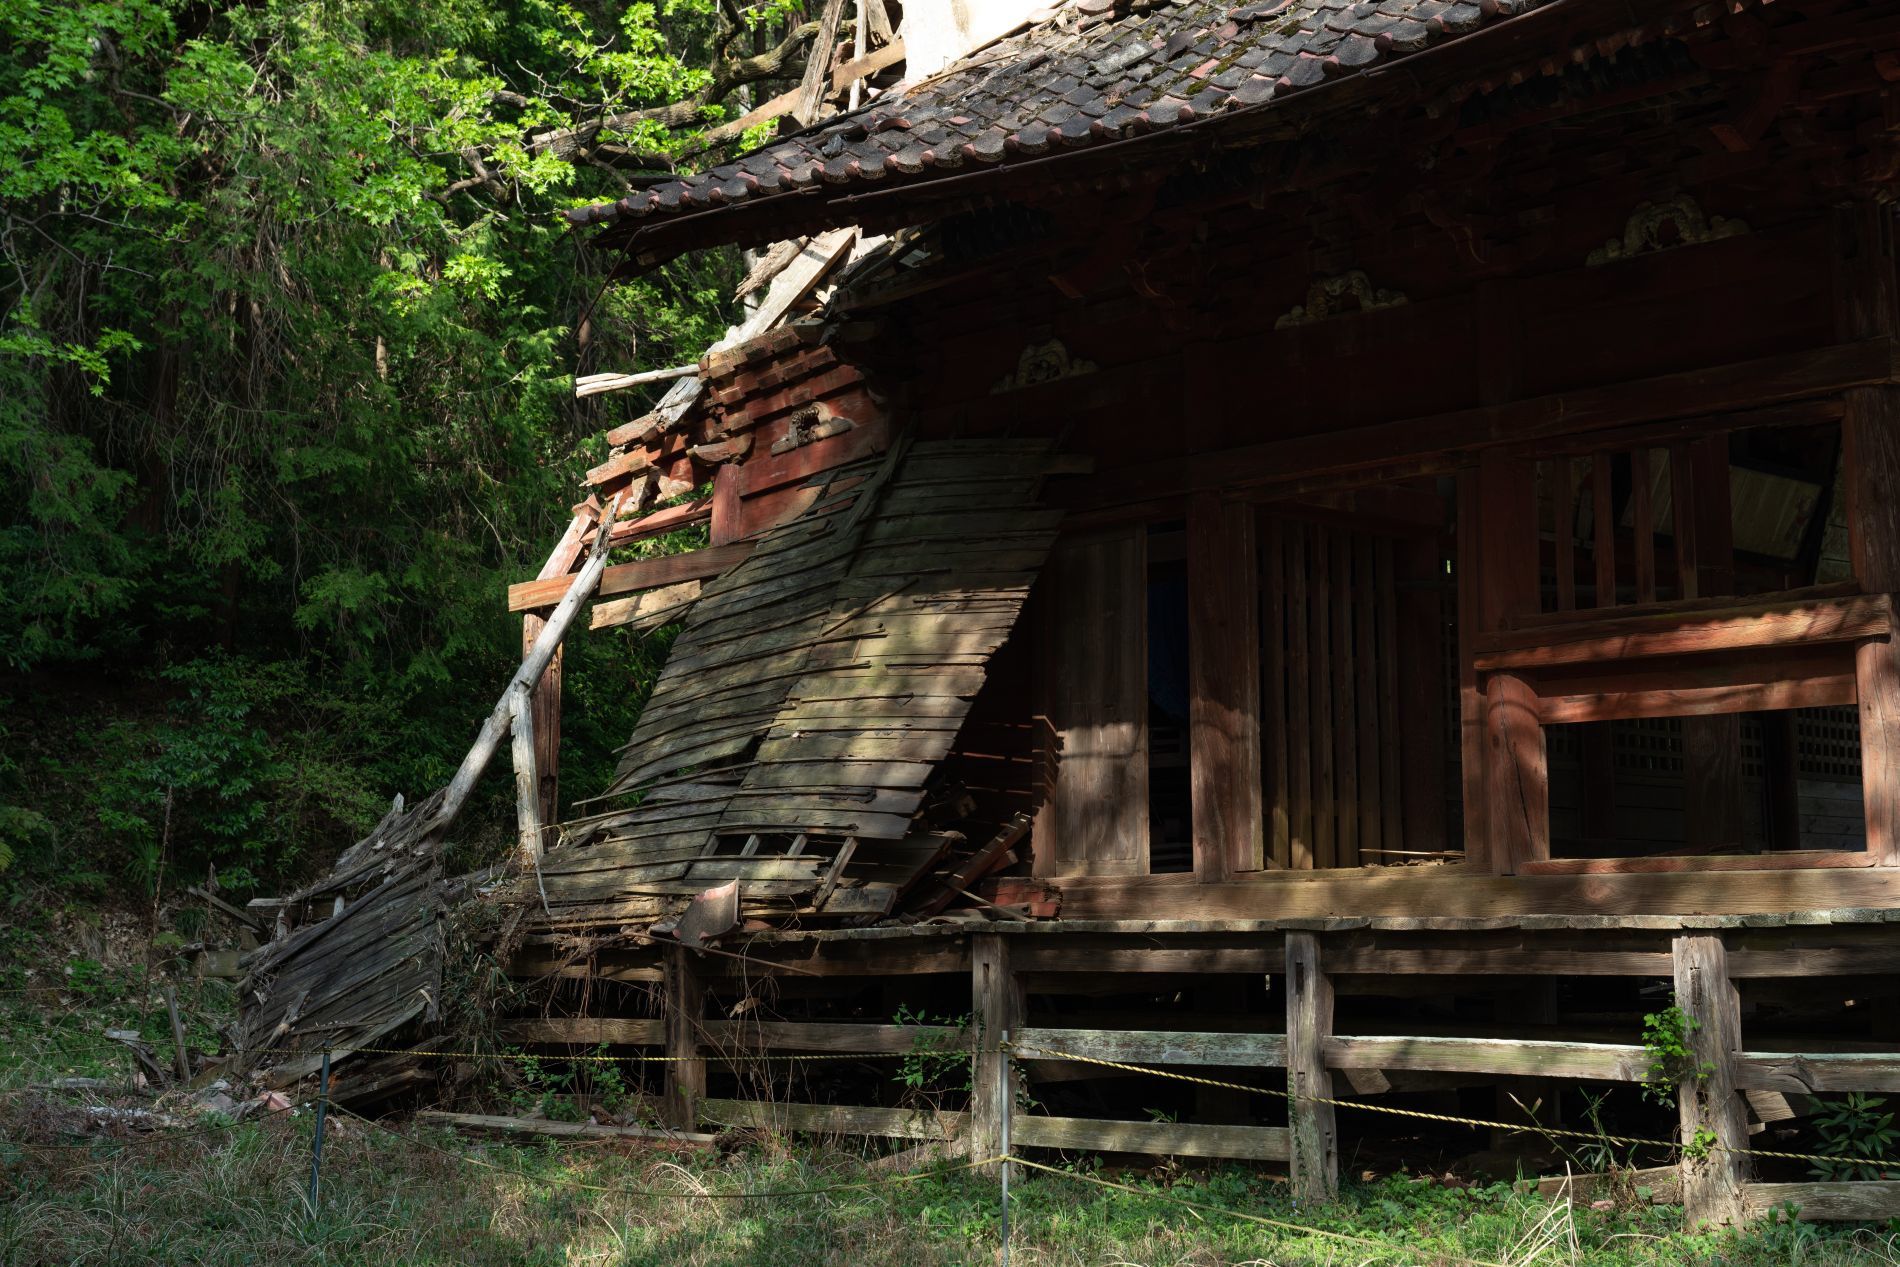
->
[1672,933,1749,1229]
[1285,931,1338,1202]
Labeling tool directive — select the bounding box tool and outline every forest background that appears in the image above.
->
[0,0,808,917]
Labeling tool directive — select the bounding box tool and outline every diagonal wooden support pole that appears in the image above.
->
[427,490,625,844]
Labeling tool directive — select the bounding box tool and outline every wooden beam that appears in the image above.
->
[792,0,849,125]
[1188,493,1263,879]
[1049,865,1900,921]
[1674,934,1749,1229]
[435,492,624,842]
[664,943,705,1130]
[1837,202,1900,867]
[1519,851,1873,876]
[1737,1052,1900,1094]
[574,364,697,398]
[1740,1181,1900,1222]
[509,684,544,863]
[1011,944,1280,974]
[1396,537,1446,854]
[1329,946,1670,976]
[1012,1027,1288,1068]
[1087,338,1896,510]
[1455,476,1488,869]
[1013,1115,1289,1161]
[697,44,907,149]
[1474,594,1892,670]
[520,507,597,830]
[1534,671,1857,725]
[418,1110,715,1145]
[509,541,753,611]
[1285,932,1337,1202]
[1485,673,1548,875]
[591,496,713,548]
[699,1097,964,1141]
[501,1017,664,1045]
[1325,1035,1648,1082]
[589,580,702,632]
[698,1020,968,1053]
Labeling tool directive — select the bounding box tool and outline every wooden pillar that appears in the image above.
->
[1678,436,1745,850]
[1396,538,1448,855]
[1837,203,1900,865]
[1285,932,1337,1202]
[710,464,743,546]
[970,933,1023,1164]
[520,618,562,828]
[517,506,599,831]
[1189,493,1264,879]
[663,943,705,1130]
[1477,452,1549,873]
[1672,934,1748,1228]
[1455,474,1490,868]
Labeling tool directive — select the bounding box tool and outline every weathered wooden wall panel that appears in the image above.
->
[1032,527,1149,877]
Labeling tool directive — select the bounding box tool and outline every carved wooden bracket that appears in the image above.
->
[1587,195,1749,267]
[1274,270,1408,328]
[991,339,1098,393]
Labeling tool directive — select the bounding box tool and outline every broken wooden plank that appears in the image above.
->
[418,1110,716,1145]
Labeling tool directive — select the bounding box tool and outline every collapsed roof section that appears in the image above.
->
[510,438,1079,933]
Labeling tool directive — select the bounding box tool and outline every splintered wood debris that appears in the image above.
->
[231,792,447,1100]
[506,437,1073,933]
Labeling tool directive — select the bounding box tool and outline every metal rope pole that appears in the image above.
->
[999,1030,1012,1267]
[306,1046,331,1219]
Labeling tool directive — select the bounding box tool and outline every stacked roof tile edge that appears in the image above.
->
[564,0,1553,233]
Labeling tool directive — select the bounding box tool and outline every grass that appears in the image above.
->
[4,1110,1899,1267]
[4,961,1900,1265]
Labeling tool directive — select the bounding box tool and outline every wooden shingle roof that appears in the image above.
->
[567,0,1571,239]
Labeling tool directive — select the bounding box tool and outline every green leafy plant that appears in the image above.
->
[1808,1093,1899,1180]
[1641,1003,1711,1108]
[891,1004,973,1105]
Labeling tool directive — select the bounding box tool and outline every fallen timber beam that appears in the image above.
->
[574,364,697,398]
[508,540,753,611]
[418,1110,717,1145]
[697,1098,965,1141]
[431,488,628,838]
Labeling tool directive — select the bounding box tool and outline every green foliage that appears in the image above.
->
[1641,1003,1711,1108]
[1809,1092,1900,1180]
[0,0,751,897]
[891,1004,973,1102]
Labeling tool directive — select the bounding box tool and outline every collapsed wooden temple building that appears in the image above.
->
[239,0,1900,1229]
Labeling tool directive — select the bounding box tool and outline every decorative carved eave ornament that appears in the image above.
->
[1274,271,1409,329]
[991,339,1098,393]
[1587,195,1749,267]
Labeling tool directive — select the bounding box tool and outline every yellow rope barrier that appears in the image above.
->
[1008,1041,1890,1169]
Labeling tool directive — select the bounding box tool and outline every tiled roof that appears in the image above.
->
[566,0,1553,234]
